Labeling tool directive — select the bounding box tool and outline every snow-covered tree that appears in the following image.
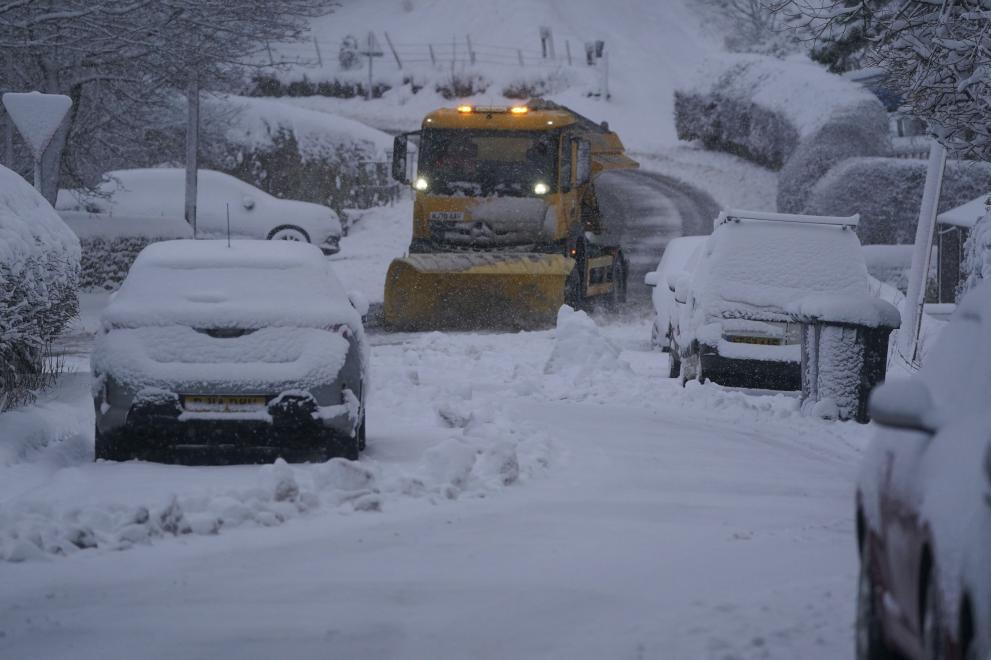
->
[775,0,991,161]
[698,0,802,55]
[0,1,335,191]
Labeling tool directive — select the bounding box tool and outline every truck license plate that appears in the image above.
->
[429,211,464,222]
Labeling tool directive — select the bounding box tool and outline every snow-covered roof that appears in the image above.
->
[102,240,359,331]
[936,193,991,228]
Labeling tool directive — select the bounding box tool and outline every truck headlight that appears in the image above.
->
[414,177,429,191]
[533,182,549,195]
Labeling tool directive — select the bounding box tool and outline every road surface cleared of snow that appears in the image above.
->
[1,310,870,660]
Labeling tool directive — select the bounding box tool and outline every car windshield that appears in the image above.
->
[417,128,558,197]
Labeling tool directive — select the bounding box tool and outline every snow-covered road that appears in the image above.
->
[1,312,870,660]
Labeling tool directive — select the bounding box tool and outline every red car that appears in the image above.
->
[855,281,991,660]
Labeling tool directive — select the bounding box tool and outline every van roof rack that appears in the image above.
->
[717,209,860,229]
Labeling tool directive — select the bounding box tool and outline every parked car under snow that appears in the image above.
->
[855,279,991,660]
[644,235,706,376]
[670,210,869,390]
[57,168,343,255]
[92,240,368,464]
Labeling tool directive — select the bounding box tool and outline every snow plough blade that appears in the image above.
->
[383,253,574,330]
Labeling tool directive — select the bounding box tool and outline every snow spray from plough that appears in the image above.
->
[384,100,638,330]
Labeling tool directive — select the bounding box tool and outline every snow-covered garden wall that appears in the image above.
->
[675,55,889,176]
[804,158,991,245]
[0,166,80,411]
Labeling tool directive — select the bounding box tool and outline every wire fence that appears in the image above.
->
[269,30,604,73]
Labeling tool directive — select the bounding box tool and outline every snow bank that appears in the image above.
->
[544,306,630,380]
[805,158,991,244]
[0,400,550,563]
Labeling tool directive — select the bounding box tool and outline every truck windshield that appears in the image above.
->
[417,128,558,197]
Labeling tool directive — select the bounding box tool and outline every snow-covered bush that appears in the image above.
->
[338,35,361,71]
[776,103,892,213]
[674,89,798,169]
[0,166,80,412]
[201,96,395,212]
[804,158,991,245]
[675,55,887,172]
[961,212,991,295]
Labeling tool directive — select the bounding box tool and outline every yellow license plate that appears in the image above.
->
[183,395,268,412]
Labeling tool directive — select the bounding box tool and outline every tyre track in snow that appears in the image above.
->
[596,168,719,306]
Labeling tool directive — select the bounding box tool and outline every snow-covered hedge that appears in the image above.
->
[804,158,991,245]
[776,104,892,213]
[0,166,80,411]
[59,212,192,291]
[675,55,887,172]
[203,96,397,213]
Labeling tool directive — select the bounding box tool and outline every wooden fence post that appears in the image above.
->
[384,31,403,69]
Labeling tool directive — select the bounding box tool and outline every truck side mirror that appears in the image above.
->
[574,138,592,186]
[392,134,409,184]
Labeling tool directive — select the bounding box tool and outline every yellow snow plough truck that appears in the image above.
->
[384,100,639,330]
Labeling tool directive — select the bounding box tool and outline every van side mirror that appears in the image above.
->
[644,272,659,287]
[868,380,940,432]
[392,134,410,184]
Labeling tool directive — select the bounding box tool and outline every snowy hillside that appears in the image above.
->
[269,0,720,151]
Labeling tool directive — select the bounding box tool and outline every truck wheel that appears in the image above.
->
[565,266,583,308]
[94,426,123,462]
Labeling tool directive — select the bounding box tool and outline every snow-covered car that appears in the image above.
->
[671,210,869,390]
[644,235,706,373]
[855,280,991,660]
[92,240,368,463]
[57,168,343,255]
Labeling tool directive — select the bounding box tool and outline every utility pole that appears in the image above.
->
[185,72,200,234]
[900,139,947,365]
[359,32,384,101]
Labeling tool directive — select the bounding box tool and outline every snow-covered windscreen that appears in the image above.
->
[102,240,358,330]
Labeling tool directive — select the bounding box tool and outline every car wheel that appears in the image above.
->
[668,348,681,379]
[856,541,897,660]
[922,569,947,660]
[679,351,700,387]
[357,412,366,452]
[94,426,123,462]
[268,225,310,243]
